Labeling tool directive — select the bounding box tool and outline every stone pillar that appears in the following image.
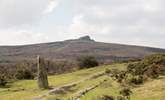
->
[37,55,49,89]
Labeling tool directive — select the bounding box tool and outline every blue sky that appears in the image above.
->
[0,0,165,48]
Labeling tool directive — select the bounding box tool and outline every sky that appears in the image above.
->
[0,0,165,48]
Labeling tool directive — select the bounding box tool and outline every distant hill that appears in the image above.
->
[0,36,165,64]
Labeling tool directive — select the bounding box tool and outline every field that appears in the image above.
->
[0,63,165,100]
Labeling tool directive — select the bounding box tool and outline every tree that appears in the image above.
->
[77,55,99,69]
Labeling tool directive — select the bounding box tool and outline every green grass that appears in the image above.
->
[80,78,121,100]
[45,75,109,100]
[1,63,164,100]
[0,63,126,100]
[80,75,165,100]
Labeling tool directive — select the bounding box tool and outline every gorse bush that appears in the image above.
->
[127,54,165,79]
[126,75,143,85]
[145,64,160,78]
[107,54,165,86]
[77,55,99,69]
[125,53,165,85]
[119,87,132,100]
[143,53,165,65]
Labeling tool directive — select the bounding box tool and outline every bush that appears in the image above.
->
[126,75,143,85]
[105,68,111,74]
[127,62,147,76]
[77,55,99,69]
[15,69,34,80]
[145,64,160,79]
[116,71,126,83]
[143,53,165,65]
[0,74,7,86]
[119,87,132,100]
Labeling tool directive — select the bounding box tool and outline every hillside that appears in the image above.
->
[0,36,165,64]
[0,63,164,100]
[0,64,126,100]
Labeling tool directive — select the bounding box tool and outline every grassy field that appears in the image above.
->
[0,63,126,100]
[0,63,164,100]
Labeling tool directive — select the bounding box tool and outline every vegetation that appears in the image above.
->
[14,69,34,80]
[119,87,132,100]
[0,75,7,86]
[0,64,120,100]
[0,53,165,100]
[127,54,165,80]
[77,55,99,69]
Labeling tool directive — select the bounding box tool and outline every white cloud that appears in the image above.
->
[0,0,165,48]
[0,30,49,45]
[68,0,165,48]
[0,0,59,28]
[43,0,59,14]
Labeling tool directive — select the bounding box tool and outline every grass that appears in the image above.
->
[131,76,165,100]
[80,78,121,100]
[80,75,165,100]
[1,63,164,100]
[45,75,109,100]
[0,63,126,100]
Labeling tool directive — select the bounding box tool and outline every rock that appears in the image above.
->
[78,35,95,41]
[37,56,49,89]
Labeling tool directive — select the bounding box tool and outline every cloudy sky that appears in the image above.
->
[0,0,165,48]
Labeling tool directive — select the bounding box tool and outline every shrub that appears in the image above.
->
[105,68,111,74]
[116,71,126,83]
[126,74,143,85]
[15,69,34,80]
[143,53,165,65]
[77,55,99,69]
[119,87,132,100]
[0,74,7,86]
[145,64,160,79]
[110,69,120,77]
[127,62,147,76]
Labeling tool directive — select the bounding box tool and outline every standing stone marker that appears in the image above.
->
[37,55,49,89]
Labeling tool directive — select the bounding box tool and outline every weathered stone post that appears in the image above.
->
[37,55,49,89]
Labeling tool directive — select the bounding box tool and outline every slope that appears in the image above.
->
[0,36,165,64]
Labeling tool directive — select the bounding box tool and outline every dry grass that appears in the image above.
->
[132,76,165,100]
